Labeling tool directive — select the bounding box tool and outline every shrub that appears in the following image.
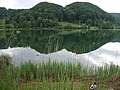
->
[0,55,12,67]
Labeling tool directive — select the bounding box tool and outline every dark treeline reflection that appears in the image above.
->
[0,29,120,54]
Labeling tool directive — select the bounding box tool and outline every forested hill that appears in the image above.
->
[0,7,10,19]
[31,2,64,22]
[110,13,120,24]
[65,2,115,26]
[0,2,117,29]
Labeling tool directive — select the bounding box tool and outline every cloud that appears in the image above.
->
[0,0,120,12]
[86,0,120,13]
[0,0,40,9]
[14,0,40,8]
[0,0,17,8]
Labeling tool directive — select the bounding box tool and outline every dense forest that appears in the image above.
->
[0,7,10,19]
[0,2,119,29]
[111,13,120,24]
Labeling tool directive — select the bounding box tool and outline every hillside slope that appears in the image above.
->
[111,13,120,24]
[64,2,115,26]
[0,2,116,29]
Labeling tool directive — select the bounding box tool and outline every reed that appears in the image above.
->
[0,56,120,90]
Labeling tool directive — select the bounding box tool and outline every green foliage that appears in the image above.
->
[20,61,37,79]
[0,19,5,29]
[0,7,9,19]
[0,55,12,67]
[111,13,120,21]
[0,19,14,29]
[64,2,115,27]
[0,60,120,90]
[59,22,79,29]
[111,13,120,26]
[0,2,117,29]
[31,2,64,21]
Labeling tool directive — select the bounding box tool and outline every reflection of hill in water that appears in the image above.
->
[0,42,120,67]
[0,30,120,54]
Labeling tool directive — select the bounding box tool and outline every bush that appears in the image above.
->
[0,55,12,67]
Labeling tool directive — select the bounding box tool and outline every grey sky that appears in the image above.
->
[0,0,120,13]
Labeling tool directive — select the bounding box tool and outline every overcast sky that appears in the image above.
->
[0,0,120,13]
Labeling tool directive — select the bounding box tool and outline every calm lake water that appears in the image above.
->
[0,29,120,54]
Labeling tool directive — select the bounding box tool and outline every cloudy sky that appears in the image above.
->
[0,0,120,13]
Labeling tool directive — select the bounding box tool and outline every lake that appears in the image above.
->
[0,29,120,54]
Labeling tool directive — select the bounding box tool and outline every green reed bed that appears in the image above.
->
[0,56,120,90]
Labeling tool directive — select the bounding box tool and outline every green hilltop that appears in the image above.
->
[0,2,119,29]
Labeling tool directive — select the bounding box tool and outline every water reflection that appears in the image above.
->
[0,29,120,54]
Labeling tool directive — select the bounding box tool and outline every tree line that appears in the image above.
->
[0,2,118,29]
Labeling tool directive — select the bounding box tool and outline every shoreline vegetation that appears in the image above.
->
[0,55,120,90]
[1,28,120,31]
[0,21,120,30]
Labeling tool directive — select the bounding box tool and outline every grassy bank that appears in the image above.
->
[0,56,120,90]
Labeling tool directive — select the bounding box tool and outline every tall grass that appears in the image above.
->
[0,56,120,90]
